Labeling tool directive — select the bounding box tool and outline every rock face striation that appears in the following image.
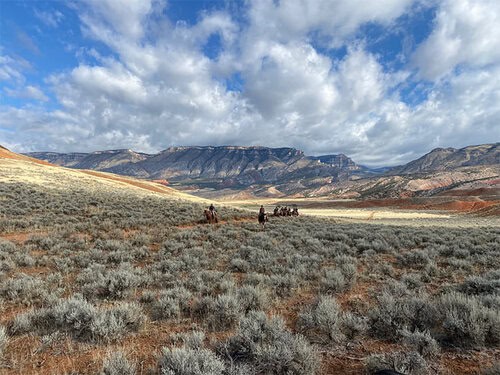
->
[309,154,361,170]
[26,146,364,188]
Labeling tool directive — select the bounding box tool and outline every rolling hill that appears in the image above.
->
[1,146,207,204]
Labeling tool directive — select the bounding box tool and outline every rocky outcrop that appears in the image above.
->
[309,154,361,170]
[391,143,499,174]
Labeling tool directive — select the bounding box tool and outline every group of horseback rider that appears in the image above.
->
[258,205,299,228]
[205,203,299,228]
[273,205,299,217]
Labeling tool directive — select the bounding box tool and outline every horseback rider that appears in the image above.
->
[274,206,280,216]
[258,205,267,228]
[209,203,217,219]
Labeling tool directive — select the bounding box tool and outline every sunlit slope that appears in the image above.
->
[0,147,208,204]
[0,145,53,165]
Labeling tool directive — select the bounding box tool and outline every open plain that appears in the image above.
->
[1,152,499,375]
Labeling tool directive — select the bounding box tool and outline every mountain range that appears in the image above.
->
[27,146,364,186]
[25,143,499,198]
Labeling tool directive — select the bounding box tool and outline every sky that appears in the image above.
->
[0,0,499,166]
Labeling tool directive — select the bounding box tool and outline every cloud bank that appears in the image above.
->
[1,0,499,166]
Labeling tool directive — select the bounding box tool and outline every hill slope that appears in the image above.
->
[1,146,207,203]
[392,143,499,174]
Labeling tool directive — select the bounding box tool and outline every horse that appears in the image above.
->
[258,212,268,229]
[204,209,218,224]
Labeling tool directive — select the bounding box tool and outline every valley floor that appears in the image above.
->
[222,198,500,228]
[0,157,499,375]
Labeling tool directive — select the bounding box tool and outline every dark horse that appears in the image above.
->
[204,209,218,224]
[258,212,268,229]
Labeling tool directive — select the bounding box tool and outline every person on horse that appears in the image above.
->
[274,206,280,217]
[258,205,267,228]
[209,203,217,220]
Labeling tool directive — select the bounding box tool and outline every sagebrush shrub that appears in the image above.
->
[297,296,343,343]
[220,311,318,374]
[151,296,180,321]
[91,303,145,342]
[10,298,145,342]
[400,328,440,358]
[438,292,500,348]
[101,351,136,375]
[0,274,48,305]
[170,331,205,349]
[365,351,428,375]
[341,312,368,340]
[458,276,500,296]
[369,292,438,341]
[158,347,225,375]
[208,294,242,331]
[77,264,143,300]
[236,285,269,313]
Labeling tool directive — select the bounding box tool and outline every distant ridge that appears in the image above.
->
[391,143,499,174]
[26,145,364,189]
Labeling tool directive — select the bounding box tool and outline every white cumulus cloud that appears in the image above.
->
[1,0,499,166]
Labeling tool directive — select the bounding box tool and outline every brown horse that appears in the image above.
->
[204,209,218,224]
[258,213,268,229]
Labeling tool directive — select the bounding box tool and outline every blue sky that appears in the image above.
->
[1,0,499,166]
